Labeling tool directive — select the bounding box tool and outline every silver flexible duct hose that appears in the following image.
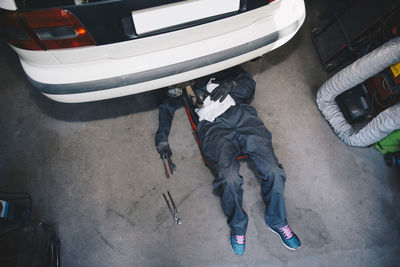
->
[316,37,400,147]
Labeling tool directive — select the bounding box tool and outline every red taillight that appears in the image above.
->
[0,8,95,51]
[0,9,41,50]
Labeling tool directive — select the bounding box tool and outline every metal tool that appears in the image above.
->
[162,154,176,178]
[162,191,182,225]
[175,81,203,108]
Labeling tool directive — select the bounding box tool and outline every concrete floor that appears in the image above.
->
[1,2,400,266]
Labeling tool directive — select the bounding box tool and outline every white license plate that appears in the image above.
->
[132,0,241,35]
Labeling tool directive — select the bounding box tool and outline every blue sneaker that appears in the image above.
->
[230,234,245,255]
[268,224,301,250]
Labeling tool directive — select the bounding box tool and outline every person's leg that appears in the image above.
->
[213,156,248,235]
[236,108,301,250]
[198,121,248,236]
[209,138,248,255]
[238,129,288,229]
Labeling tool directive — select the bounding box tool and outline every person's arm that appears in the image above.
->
[229,67,256,101]
[155,95,183,156]
[209,66,256,102]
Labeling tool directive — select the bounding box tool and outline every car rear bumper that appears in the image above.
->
[16,0,306,103]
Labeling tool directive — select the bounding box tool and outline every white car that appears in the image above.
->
[0,0,305,103]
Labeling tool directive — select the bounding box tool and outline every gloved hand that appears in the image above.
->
[210,80,236,102]
[156,142,172,159]
[156,141,176,177]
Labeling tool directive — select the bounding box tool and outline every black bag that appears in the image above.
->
[0,220,60,267]
[0,192,60,267]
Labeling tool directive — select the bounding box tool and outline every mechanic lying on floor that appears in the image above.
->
[155,66,301,255]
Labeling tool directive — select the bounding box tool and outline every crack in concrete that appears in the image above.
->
[106,208,135,229]
[95,228,120,254]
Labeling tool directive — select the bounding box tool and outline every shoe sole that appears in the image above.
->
[267,226,301,251]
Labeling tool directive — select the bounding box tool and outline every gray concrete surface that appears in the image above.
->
[1,2,399,266]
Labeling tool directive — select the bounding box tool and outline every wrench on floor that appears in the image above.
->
[162,191,182,225]
[162,154,176,178]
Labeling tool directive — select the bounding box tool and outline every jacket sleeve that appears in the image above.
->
[155,95,183,145]
[230,68,256,101]
[213,66,256,102]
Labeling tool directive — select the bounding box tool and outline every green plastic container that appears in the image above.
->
[375,129,400,154]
